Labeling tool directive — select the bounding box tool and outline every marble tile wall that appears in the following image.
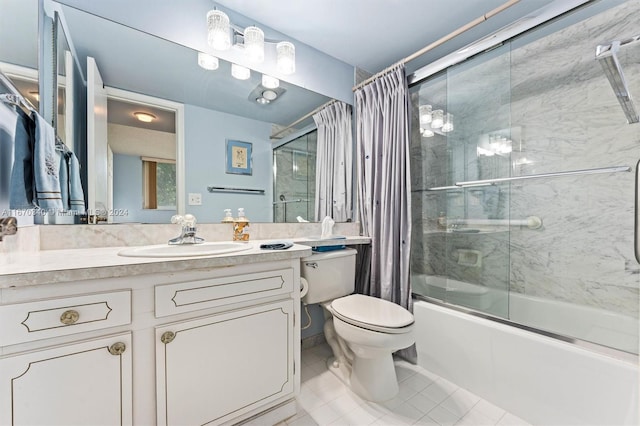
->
[411,0,640,320]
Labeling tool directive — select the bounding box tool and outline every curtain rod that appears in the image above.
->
[270,99,338,140]
[352,0,521,92]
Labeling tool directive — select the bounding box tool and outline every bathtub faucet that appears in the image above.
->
[169,214,204,245]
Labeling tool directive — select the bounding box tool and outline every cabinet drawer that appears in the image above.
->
[155,268,294,317]
[0,290,131,346]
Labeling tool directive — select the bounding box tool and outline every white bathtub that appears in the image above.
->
[411,274,638,353]
[414,300,639,425]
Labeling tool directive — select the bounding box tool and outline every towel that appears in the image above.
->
[260,240,294,250]
[32,113,63,210]
[67,152,85,213]
[9,108,35,209]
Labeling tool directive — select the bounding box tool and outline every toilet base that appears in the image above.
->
[325,354,400,403]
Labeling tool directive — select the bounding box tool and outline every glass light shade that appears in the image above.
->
[244,26,265,63]
[231,63,250,80]
[422,128,434,138]
[197,52,219,70]
[262,75,279,89]
[441,113,454,132]
[277,41,296,75]
[134,112,156,123]
[207,10,231,50]
[419,105,432,125]
[431,109,444,128]
[262,89,278,101]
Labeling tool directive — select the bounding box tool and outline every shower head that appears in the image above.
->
[595,37,639,124]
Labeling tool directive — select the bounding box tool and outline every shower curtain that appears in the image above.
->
[354,65,414,360]
[313,101,353,222]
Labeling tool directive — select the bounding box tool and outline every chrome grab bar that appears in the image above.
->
[424,165,631,191]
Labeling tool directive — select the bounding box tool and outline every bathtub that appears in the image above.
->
[411,274,638,353]
[413,297,639,425]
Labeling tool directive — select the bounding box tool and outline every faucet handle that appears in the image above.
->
[183,214,197,228]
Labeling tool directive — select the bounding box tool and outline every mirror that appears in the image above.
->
[53,1,341,223]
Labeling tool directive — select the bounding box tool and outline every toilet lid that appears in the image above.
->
[330,294,414,332]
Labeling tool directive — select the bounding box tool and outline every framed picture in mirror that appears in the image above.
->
[226,140,252,175]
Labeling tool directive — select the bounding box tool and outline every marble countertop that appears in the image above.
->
[0,236,370,289]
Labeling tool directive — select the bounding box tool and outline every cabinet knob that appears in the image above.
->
[161,331,176,344]
[108,342,126,355]
[59,309,80,325]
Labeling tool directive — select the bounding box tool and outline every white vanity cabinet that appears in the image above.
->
[0,290,133,426]
[0,253,303,426]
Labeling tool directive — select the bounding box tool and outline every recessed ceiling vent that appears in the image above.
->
[248,85,286,105]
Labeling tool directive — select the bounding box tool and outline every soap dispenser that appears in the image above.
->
[233,208,250,241]
[221,209,234,223]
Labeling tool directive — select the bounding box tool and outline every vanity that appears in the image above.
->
[0,241,314,425]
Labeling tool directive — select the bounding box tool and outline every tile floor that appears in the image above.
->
[282,343,531,426]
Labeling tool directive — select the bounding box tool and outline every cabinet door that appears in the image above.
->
[156,300,294,426]
[0,333,132,426]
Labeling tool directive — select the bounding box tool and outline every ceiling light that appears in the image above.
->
[231,63,250,80]
[207,10,231,51]
[277,41,296,75]
[256,97,270,105]
[244,26,265,63]
[134,112,156,123]
[262,75,279,89]
[262,89,278,101]
[197,52,219,70]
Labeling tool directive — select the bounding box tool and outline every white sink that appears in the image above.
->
[118,242,252,258]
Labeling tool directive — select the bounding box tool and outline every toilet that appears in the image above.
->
[300,248,415,402]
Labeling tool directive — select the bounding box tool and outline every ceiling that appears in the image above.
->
[214,0,556,74]
[3,0,574,134]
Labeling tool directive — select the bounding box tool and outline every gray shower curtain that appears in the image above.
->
[354,66,414,360]
[313,101,353,222]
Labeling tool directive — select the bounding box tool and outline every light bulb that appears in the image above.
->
[262,75,279,89]
[231,63,250,80]
[197,52,219,70]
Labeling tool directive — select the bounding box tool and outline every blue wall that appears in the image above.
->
[183,104,273,223]
[112,153,175,224]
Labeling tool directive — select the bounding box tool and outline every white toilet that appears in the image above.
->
[300,248,415,402]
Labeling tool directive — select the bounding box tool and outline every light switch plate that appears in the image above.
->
[188,193,202,205]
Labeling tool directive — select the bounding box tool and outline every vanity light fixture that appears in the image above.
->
[197,52,219,70]
[134,112,156,123]
[231,63,251,80]
[206,9,296,75]
[262,75,279,89]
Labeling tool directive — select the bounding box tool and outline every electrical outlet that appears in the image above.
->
[188,193,202,205]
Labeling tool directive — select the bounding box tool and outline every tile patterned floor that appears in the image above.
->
[281,343,531,426]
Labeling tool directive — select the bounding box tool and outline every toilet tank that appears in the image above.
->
[300,248,357,304]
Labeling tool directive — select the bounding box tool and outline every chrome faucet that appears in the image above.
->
[169,214,204,245]
[0,216,17,242]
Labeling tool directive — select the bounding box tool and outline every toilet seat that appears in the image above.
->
[330,294,414,334]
